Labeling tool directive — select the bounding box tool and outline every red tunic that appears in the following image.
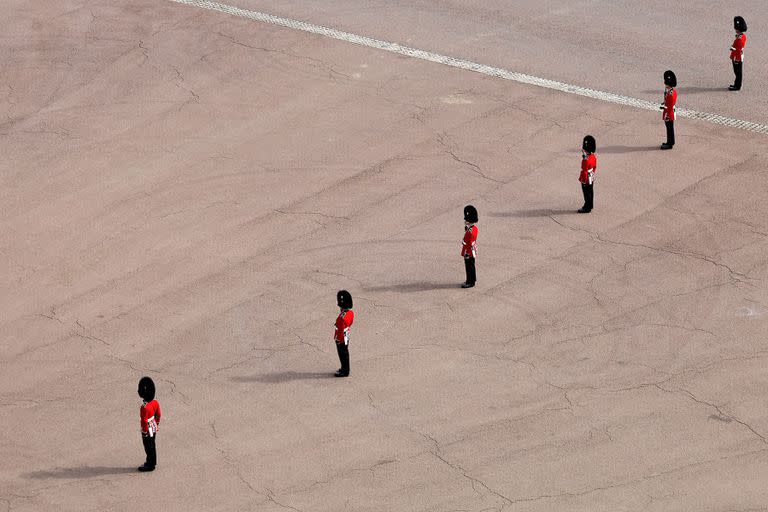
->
[140,399,161,436]
[579,153,597,184]
[461,225,478,258]
[730,33,746,62]
[334,310,354,345]
[662,88,677,122]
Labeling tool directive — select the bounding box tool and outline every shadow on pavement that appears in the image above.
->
[599,145,659,154]
[233,371,336,383]
[489,209,577,218]
[363,282,460,293]
[641,86,726,94]
[24,466,137,479]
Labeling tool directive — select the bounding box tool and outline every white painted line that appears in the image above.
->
[171,0,768,135]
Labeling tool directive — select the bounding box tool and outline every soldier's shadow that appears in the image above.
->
[599,145,659,154]
[24,466,137,479]
[489,209,577,218]
[363,282,460,293]
[233,372,336,383]
[641,86,726,94]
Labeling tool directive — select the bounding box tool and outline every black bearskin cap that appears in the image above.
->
[734,16,747,32]
[337,290,353,309]
[138,376,156,402]
[663,70,677,87]
[582,135,596,153]
[464,205,478,223]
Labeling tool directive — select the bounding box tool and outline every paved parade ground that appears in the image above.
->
[2,1,768,510]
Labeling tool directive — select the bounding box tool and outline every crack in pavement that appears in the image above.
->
[217,30,351,86]
[206,421,271,502]
[645,321,716,338]
[352,458,397,476]
[157,201,238,220]
[265,488,304,512]
[37,306,63,324]
[206,350,278,378]
[310,269,365,287]
[432,450,514,505]
[281,457,399,496]
[436,133,504,184]
[500,446,768,506]
[411,428,515,506]
[268,320,324,353]
[544,212,754,285]
[137,40,149,64]
[72,318,111,346]
[274,208,350,221]
[0,397,72,408]
[489,93,570,129]
[444,407,573,451]
[526,347,768,419]
[172,65,200,109]
[21,125,72,139]
[105,354,164,374]
[73,332,110,346]
[544,381,575,409]
[210,420,219,439]
[673,387,767,444]
[595,233,754,284]
[354,295,394,309]
[159,377,190,405]
[372,83,430,123]
[367,391,379,410]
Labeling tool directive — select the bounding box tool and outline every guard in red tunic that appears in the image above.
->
[137,376,161,472]
[660,70,677,150]
[334,290,354,377]
[730,16,747,91]
[578,135,597,213]
[461,205,478,288]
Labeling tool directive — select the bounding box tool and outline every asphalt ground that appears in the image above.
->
[1,1,767,511]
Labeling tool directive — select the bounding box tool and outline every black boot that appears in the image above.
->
[335,344,349,377]
[140,434,156,471]
[463,257,476,288]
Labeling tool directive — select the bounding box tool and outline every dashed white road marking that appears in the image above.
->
[171,0,768,135]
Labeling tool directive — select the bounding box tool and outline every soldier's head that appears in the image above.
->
[734,16,747,34]
[138,376,156,402]
[337,290,353,310]
[464,205,478,226]
[582,135,596,155]
[663,70,677,89]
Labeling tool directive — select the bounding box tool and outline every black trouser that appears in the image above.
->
[665,120,675,146]
[464,256,476,285]
[581,183,594,211]
[142,434,157,468]
[336,343,350,374]
[732,60,743,89]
